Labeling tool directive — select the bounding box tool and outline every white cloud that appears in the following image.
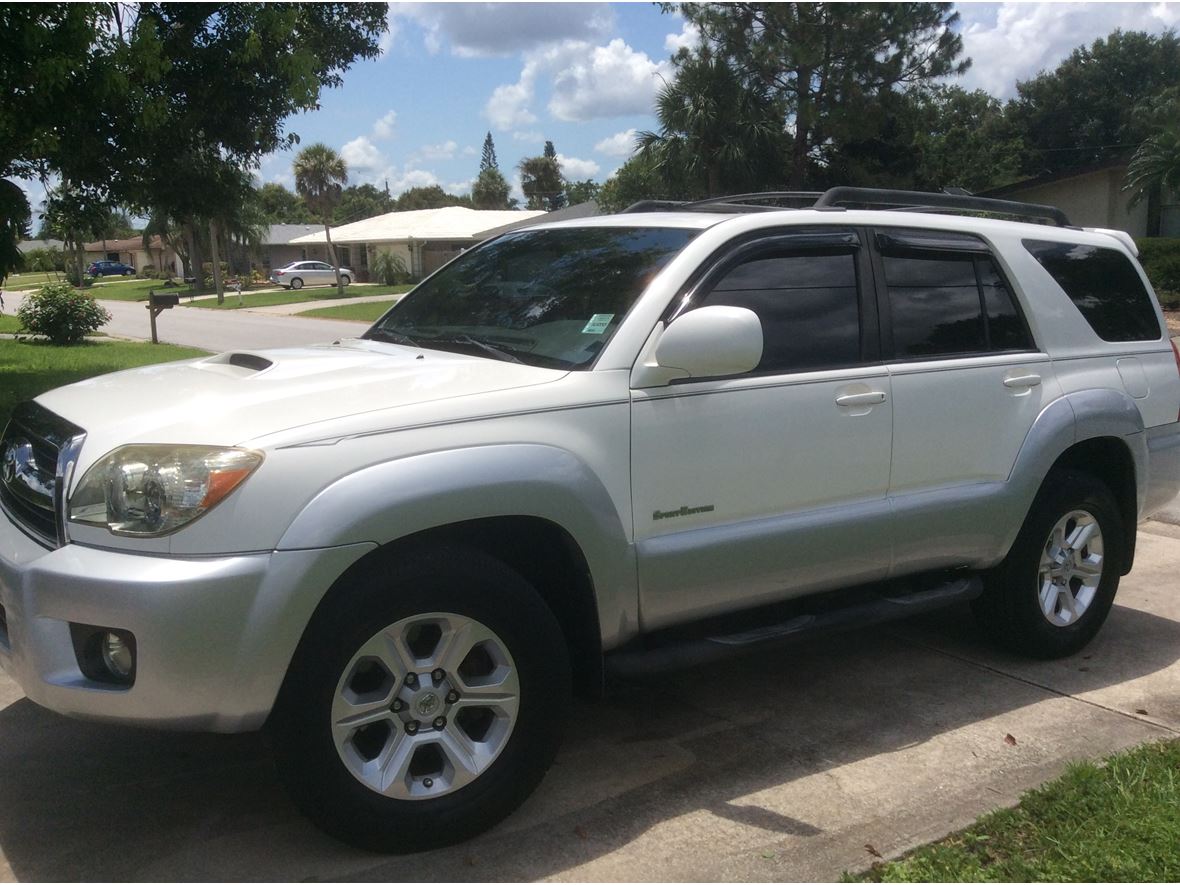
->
[392,3,614,58]
[487,38,671,130]
[549,39,673,122]
[341,135,384,173]
[957,2,1180,97]
[556,154,600,179]
[416,140,458,161]
[665,21,701,54]
[447,178,475,194]
[381,167,440,194]
[512,130,544,144]
[486,71,538,128]
[462,145,478,157]
[594,128,639,158]
[373,110,397,140]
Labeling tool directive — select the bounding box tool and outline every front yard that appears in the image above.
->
[188,283,412,311]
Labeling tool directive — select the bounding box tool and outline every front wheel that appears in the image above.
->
[973,470,1125,658]
[271,545,570,852]
[340,275,351,286]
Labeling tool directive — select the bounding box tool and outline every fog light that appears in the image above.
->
[101,632,134,679]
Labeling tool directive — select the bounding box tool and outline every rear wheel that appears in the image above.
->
[290,277,303,290]
[271,545,570,852]
[973,470,1124,658]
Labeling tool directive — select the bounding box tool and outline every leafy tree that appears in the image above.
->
[598,152,695,213]
[564,179,602,205]
[1009,30,1180,174]
[472,168,512,209]
[40,181,111,284]
[257,183,315,224]
[1125,128,1180,210]
[394,185,470,211]
[480,133,499,173]
[518,153,564,211]
[638,52,785,196]
[334,183,395,224]
[672,2,968,188]
[0,180,30,284]
[294,143,348,297]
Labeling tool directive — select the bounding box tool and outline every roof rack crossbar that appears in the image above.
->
[814,187,1071,227]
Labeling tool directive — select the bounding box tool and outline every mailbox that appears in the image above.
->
[149,292,180,308]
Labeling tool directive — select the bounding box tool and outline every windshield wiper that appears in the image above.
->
[424,333,524,364]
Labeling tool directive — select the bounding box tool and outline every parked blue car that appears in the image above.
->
[87,260,135,277]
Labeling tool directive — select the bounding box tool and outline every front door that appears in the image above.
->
[631,231,895,630]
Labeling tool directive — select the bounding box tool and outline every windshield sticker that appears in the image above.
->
[582,313,614,334]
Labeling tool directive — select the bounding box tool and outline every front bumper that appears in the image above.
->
[0,511,374,732]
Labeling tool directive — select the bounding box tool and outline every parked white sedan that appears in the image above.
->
[269,261,352,290]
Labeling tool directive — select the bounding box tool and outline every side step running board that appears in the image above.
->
[605,575,982,679]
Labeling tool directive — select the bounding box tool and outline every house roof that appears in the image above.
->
[17,239,64,253]
[980,160,1129,198]
[82,235,165,252]
[289,207,546,245]
[474,201,601,239]
[264,224,323,245]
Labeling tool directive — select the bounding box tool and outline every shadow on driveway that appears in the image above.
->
[0,602,1177,881]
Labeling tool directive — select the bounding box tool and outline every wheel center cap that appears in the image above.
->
[415,691,440,717]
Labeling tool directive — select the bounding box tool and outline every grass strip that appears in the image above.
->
[851,739,1180,882]
[0,338,208,426]
[297,301,393,323]
[189,284,412,311]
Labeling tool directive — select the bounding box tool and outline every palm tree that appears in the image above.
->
[294,143,348,297]
[638,54,784,198]
[1124,128,1180,215]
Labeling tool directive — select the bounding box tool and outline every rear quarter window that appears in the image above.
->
[1023,239,1162,342]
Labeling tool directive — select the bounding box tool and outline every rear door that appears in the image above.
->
[631,229,895,629]
[872,228,1060,573]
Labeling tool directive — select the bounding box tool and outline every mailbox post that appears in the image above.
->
[147,290,179,343]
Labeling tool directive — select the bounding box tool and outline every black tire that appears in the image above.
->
[973,469,1124,659]
[270,544,571,852]
[341,275,351,286]
[290,277,303,290]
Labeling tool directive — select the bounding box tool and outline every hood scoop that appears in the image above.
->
[199,352,275,376]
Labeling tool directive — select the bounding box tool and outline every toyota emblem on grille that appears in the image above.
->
[1,438,36,487]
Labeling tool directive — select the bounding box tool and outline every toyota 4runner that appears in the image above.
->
[2,188,1179,850]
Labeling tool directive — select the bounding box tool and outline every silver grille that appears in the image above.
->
[0,402,85,547]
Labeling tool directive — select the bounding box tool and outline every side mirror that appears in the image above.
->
[645,305,763,384]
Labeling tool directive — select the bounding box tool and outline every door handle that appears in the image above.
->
[835,391,887,407]
[1003,373,1042,389]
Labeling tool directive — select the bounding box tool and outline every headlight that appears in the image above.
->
[69,445,263,537]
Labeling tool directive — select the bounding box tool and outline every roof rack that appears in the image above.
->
[814,187,1072,227]
[620,187,1072,227]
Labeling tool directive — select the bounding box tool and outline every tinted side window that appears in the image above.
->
[884,252,1032,358]
[1023,239,1161,342]
[700,250,860,373]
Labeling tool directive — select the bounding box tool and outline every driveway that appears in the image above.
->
[1,522,1177,881]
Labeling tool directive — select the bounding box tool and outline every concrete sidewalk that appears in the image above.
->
[1,523,1178,881]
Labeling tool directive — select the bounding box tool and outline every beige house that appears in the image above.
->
[82,235,183,276]
[290,207,546,280]
[982,163,1180,238]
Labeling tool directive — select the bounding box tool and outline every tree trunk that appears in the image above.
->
[209,219,224,304]
[324,220,343,297]
[71,232,85,286]
[186,222,204,295]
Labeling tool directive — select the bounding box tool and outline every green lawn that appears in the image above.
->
[88,278,173,301]
[853,739,1180,882]
[1,338,208,427]
[188,283,412,311]
[3,272,65,289]
[298,301,393,323]
[0,314,20,333]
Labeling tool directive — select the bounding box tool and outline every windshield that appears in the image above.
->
[364,226,699,369]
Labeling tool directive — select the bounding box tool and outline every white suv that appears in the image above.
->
[2,188,1178,851]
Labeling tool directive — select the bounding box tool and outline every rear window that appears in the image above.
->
[1023,239,1161,342]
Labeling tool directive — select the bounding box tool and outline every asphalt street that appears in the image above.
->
[1,522,1178,881]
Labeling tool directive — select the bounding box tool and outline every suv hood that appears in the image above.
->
[35,339,566,452]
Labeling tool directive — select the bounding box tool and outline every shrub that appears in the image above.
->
[370,250,410,285]
[1135,237,1180,297]
[17,282,112,345]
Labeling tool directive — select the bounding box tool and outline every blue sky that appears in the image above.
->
[21,2,1180,224]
